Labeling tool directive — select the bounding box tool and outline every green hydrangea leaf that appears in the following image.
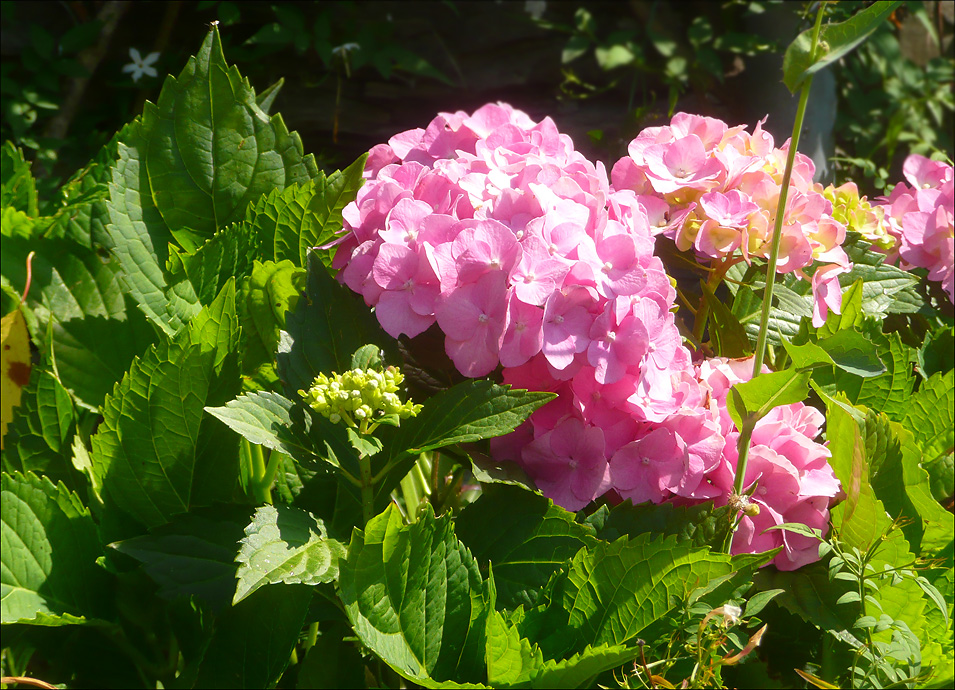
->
[372,381,554,506]
[456,484,598,609]
[106,122,201,336]
[1,471,109,625]
[2,363,75,486]
[144,27,318,245]
[190,583,312,689]
[233,504,346,604]
[0,235,158,408]
[339,504,490,686]
[246,155,366,269]
[783,1,903,93]
[109,508,248,612]
[0,141,38,217]
[90,282,241,528]
[237,259,304,375]
[277,251,397,397]
[558,533,763,651]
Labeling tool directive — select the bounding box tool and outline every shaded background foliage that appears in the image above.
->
[2,0,952,208]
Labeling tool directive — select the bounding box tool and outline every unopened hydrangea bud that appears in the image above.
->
[299,365,422,428]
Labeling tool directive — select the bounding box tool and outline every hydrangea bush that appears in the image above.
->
[1,7,953,690]
[332,101,951,571]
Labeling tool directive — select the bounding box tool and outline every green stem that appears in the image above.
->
[248,442,273,505]
[304,622,319,653]
[359,453,374,526]
[751,3,826,381]
[726,5,827,547]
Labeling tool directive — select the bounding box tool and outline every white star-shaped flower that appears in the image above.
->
[122,47,160,82]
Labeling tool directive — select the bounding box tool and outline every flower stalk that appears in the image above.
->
[729,2,827,542]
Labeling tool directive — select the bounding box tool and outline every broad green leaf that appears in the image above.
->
[726,368,810,430]
[0,206,34,239]
[924,452,954,507]
[205,390,350,474]
[560,533,762,650]
[277,252,396,397]
[919,325,954,380]
[246,155,367,268]
[46,123,132,249]
[237,259,304,375]
[90,283,242,528]
[594,500,733,550]
[191,582,312,689]
[171,221,262,306]
[485,605,544,687]
[0,235,158,408]
[106,124,201,336]
[532,644,644,689]
[339,504,489,686]
[868,414,954,558]
[144,28,318,245]
[822,394,914,566]
[839,233,922,315]
[233,504,346,604]
[2,364,75,485]
[901,371,954,471]
[0,142,38,216]
[1,471,109,625]
[351,344,383,370]
[456,484,597,609]
[816,279,865,338]
[725,254,919,345]
[386,381,554,460]
[109,508,248,612]
[374,381,554,503]
[783,330,885,378]
[782,1,903,93]
[813,330,915,419]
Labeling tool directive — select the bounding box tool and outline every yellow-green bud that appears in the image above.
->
[299,365,422,428]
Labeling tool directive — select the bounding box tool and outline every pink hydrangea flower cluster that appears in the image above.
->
[875,154,954,303]
[612,112,853,326]
[695,359,840,570]
[333,103,840,570]
[334,102,679,381]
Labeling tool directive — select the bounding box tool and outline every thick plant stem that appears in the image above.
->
[727,2,826,551]
[359,453,374,526]
[750,4,826,381]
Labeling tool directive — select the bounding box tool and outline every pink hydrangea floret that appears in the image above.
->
[875,154,954,303]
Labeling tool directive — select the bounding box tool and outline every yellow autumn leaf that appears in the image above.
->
[1,307,32,449]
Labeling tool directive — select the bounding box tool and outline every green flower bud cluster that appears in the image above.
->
[822,181,895,253]
[300,366,421,428]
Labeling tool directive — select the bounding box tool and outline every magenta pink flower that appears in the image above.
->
[521,416,609,511]
[499,293,544,367]
[435,272,508,377]
[541,286,596,371]
[643,134,725,194]
[371,244,440,338]
[587,298,650,384]
[811,263,850,327]
[577,229,651,299]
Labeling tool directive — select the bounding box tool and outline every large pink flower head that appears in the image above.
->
[613,112,852,325]
[336,107,844,572]
[875,154,954,303]
[334,102,679,380]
